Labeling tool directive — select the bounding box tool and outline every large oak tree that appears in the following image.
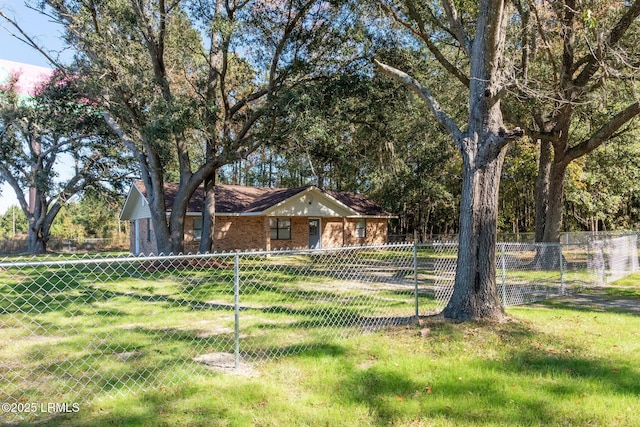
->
[375,0,523,321]
[0,70,124,253]
[3,0,359,254]
[509,0,640,247]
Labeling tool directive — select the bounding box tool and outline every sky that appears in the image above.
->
[0,1,67,67]
[0,1,69,214]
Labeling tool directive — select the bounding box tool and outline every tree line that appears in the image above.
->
[0,194,126,243]
[1,0,639,321]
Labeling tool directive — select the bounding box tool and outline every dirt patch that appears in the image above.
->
[113,350,143,362]
[193,352,258,377]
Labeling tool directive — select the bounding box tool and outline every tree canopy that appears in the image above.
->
[0,69,126,253]
[7,0,366,254]
[506,0,640,244]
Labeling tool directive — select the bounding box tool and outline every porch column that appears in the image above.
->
[134,220,140,255]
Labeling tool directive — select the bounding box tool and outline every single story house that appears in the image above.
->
[120,180,394,254]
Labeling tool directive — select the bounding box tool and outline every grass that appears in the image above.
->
[42,293,640,427]
[1,260,639,426]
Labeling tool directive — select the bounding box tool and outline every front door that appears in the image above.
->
[308,218,320,249]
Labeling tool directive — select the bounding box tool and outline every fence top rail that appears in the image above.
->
[497,241,564,248]
[0,242,416,268]
[1,234,635,268]
[416,241,566,249]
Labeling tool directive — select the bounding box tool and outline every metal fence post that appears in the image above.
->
[559,243,565,296]
[234,252,240,370]
[601,242,606,285]
[414,242,419,319]
[501,243,507,307]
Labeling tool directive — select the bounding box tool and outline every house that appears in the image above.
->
[120,180,394,254]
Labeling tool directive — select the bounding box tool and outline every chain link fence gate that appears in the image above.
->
[1,237,638,423]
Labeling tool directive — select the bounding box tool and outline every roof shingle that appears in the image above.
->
[134,180,391,217]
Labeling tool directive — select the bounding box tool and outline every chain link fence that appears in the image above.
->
[588,234,639,284]
[430,241,598,308]
[1,237,638,423]
[0,237,129,254]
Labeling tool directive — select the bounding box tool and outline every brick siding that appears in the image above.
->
[133,215,388,254]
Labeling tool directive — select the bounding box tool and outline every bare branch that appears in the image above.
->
[0,10,65,70]
[102,112,147,168]
[0,164,30,214]
[229,88,269,117]
[529,0,559,81]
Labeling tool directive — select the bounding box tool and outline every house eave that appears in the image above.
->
[261,186,359,217]
[347,215,397,219]
[119,183,148,221]
[185,211,264,217]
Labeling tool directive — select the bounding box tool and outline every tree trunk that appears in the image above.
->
[145,176,173,255]
[542,160,567,243]
[168,212,186,255]
[442,148,506,321]
[375,0,521,321]
[167,177,198,255]
[26,206,57,255]
[199,174,216,253]
[534,139,552,242]
[523,3,640,249]
[27,223,47,254]
[532,159,567,269]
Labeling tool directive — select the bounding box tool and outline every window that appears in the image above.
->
[270,218,291,240]
[356,219,366,238]
[193,217,203,241]
[309,219,319,237]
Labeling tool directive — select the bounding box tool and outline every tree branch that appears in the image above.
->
[0,10,65,70]
[229,88,269,117]
[441,0,471,54]
[529,0,558,81]
[379,1,470,87]
[374,59,463,144]
[0,164,30,215]
[102,112,149,171]
[564,101,640,164]
[573,0,640,89]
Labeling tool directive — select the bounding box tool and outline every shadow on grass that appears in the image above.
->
[533,288,640,317]
[0,348,191,425]
[597,286,640,299]
[280,314,418,331]
[494,351,640,395]
[11,310,640,427]
[338,318,639,426]
[241,342,348,360]
[0,268,92,314]
[84,283,418,334]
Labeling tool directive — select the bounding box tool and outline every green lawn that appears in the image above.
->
[1,260,638,426]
